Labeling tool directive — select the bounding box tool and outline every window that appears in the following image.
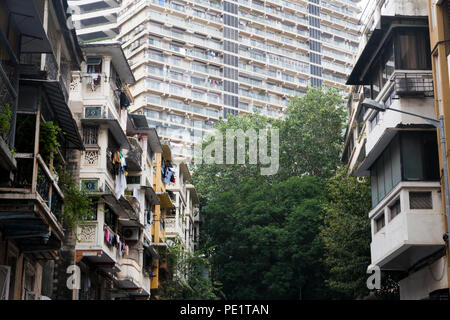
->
[82,126,98,145]
[409,192,433,210]
[104,205,117,230]
[86,57,102,74]
[389,199,401,221]
[395,29,431,70]
[370,111,380,131]
[375,214,385,233]
[401,132,439,182]
[370,132,439,207]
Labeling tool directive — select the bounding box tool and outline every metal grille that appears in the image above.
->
[82,126,98,145]
[409,192,433,209]
[395,73,434,97]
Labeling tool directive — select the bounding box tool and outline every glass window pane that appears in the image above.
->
[401,133,423,180]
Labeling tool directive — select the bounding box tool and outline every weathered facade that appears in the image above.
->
[0,0,84,300]
[344,0,449,299]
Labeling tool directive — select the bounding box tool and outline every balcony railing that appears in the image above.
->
[394,72,434,97]
[36,154,64,221]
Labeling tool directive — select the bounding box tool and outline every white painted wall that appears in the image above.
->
[399,256,448,300]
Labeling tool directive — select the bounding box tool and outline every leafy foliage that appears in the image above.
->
[0,103,12,136]
[205,176,329,299]
[159,243,221,300]
[320,166,372,299]
[39,121,62,162]
[56,164,93,231]
[279,87,346,179]
[192,88,351,299]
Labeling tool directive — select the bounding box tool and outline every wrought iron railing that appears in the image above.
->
[36,155,64,221]
[37,165,51,204]
[394,72,434,97]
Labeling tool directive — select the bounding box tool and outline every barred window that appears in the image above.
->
[83,126,98,145]
[409,192,433,210]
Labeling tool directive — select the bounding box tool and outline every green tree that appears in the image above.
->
[279,87,346,179]
[192,87,357,300]
[320,166,372,299]
[205,176,329,299]
[159,243,220,300]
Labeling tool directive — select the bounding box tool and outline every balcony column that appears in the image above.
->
[102,57,112,97]
[98,125,109,172]
[31,88,42,194]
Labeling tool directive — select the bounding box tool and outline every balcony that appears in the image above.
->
[126,137,143,172]
[76,221,121,272]
[370,182,445,271]
[394,72,434,97]
[116,257,142,289]
[82,106,130,149]
[0,154,65,255]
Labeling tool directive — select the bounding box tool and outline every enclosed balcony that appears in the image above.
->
[370,182,445,271]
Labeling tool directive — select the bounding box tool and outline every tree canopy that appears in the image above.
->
[192,87,379,299]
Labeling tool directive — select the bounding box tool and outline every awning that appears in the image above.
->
[0,210,62,253]
[20,79,84,150]
[103,194,134,219]
[6,0,53,54]
[156,192,174,209]
[81,118,130,149]
[144,244,160,260]
[354,128,399,176]
[346,16,429,85]
[127,114,163,153]
[142,186,160,205]
[354,125,435,176]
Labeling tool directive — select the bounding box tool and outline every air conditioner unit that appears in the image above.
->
[123,227,139,241]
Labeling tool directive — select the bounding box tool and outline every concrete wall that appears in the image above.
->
[382,0,429,17]
[400,256,448,299]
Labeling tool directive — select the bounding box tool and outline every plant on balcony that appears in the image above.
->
[39,121,62,163]
[56,164,93,231]
[0,103,12,138]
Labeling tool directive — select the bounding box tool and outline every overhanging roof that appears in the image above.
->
[354,128,399,176]
[6,0,53,54]
[20,78,84,150]
[142,186,160,205]
[346,29,384,85]
[144,241,160,259]
[127,113,163,153]
[346,16,429,85]
[156,192,174,209]
[179,162,191,181]
[81,118,130,149]
[81,42,135,84]
[186,184,199,204]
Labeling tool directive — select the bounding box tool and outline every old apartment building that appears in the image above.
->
[344,0,450,299]
[0,0,200,300]
[0,0,84,300]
